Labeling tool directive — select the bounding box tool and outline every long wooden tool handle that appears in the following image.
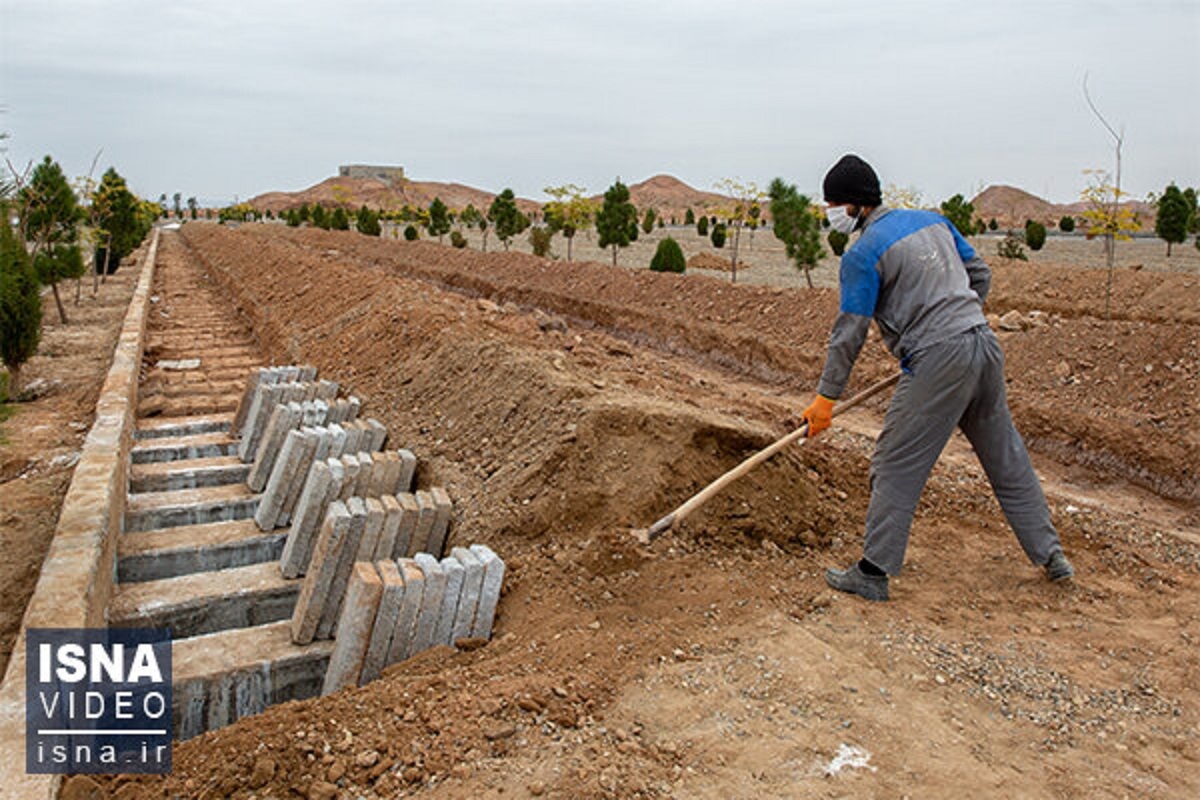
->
[645,372,901,541]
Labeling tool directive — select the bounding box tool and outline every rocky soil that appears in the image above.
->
[70,223,1200,799]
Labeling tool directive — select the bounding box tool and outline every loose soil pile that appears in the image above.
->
[88,224,1198,798]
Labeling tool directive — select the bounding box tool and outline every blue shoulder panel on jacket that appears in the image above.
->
[839,210,970,316]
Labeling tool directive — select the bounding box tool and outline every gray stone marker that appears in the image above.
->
[317,498,369,639]
[412,491,437,556]
[409,553,447,655]
[387,559,425,665]
[360,560,405,684]
[277,426,322,527]
[392,493,420,559]
[239,382,288,461]
[233,366,286,436]
[470,544,505,639]
[433,556,465,646]
[322,561,383,695]
[365,418,388,451]
[301,398,329,427]
[291,501,352,644]
[356,498,386,562]
[341,424,363,457]
[337,455,362,502]
[367,451,397,497]
[255,429,311,530]
[375,495,403,561]
[280,458,343,578]
[246,402,301,491]
[396,449,417,492]
[450,547,484,643]
[324,423,348,459]
[427,487,454,558]
[352,452,376,498]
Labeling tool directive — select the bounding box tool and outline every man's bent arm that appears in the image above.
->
[816,312,871,400]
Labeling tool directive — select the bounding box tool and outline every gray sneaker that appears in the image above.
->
[1044,552,1074,582]
[824,563,889,602]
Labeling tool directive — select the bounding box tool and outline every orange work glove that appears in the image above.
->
[801,395,835,438]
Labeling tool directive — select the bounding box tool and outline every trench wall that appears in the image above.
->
[0,230,159,798]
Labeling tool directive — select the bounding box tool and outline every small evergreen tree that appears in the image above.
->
[595,180,638,266]
[404,224,419,241]
[331,206,350,231]
[20,156,81,323]
[642,207,656,234]
[697,216,709,237]
[355,205,381,236]
[768,178,823,288]
[488,189,529,251]
[649,237,686,273]
[0,214,42,394]
[988,218,998,231]
[1059,215,1076,232]
[450,230,468,249]
[311,204,328,229]
[1025,220,1047,251]
[427,197,451,243]
[685,208,695,225]
[939,194,976,237]
[828,230,849,256]
[1155,183,1190,256]
[710,222,727,248]
[92,168,139,277]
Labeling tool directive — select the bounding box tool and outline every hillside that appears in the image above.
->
[611,174,730,222]
[971,184,1155,230]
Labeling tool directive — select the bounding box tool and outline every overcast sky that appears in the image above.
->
[2,0,1197,207]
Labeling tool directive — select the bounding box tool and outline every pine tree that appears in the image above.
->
[939,194,976,237]
[595,180,638,266]
[488,189,529,251]
[20,156,81,323]
[1155,184,1190,256]
[427,197,451,243]
[0,214,43,394]
[642,207,656,235]
[649,237,686,273]
[768,178,823,288]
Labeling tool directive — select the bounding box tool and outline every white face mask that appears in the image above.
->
[826,204,859,235]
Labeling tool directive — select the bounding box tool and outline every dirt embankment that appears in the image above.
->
[93,224,1200,799]
[192,225,1199,504]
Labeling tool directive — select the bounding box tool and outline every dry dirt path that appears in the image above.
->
[0,262,141,677]
[100,224,1197,799]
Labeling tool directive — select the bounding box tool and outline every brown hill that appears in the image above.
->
[615,174,730,222]
[250,177,540,216]
[971,184,1154,230]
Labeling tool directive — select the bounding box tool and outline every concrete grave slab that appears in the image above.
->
[322,562,383,695]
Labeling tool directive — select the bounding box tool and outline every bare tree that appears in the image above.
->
[1083,73,1125,319]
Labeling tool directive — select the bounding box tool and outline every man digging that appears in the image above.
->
[803,154,1074,602]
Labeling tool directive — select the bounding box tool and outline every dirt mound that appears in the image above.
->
[686,251,750,272]
[200,226,1198,503]
[98,225,1200,799]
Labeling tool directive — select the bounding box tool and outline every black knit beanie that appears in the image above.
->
[823,154,882,207]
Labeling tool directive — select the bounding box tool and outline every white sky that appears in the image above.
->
[2,0,1197,207]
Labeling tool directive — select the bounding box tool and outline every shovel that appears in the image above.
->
[637,372,901,543]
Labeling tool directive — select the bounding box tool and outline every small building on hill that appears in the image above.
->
[338,164,405,185]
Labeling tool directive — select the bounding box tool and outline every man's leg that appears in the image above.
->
[859,337,978,576]
[957,329,1064,569]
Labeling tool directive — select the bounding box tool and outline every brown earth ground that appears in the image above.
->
[55,222,1200,798]
[0,259,143,677]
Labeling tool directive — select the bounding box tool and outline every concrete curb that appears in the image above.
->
[0,231,159,798]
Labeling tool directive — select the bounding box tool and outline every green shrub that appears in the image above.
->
[450,230,467,249]
[988,218,998,231]
[685,208,695,225]
[828,229,849,256]
[710,222,726,248]
[649,237,686,273]
[404,224,419,241]
[697,216,708,237]
[1024,220,1047,251]
[529,226,553,257]
[0,216,43,393]
[1059,215,1075,232]
[998,233,1027,261]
